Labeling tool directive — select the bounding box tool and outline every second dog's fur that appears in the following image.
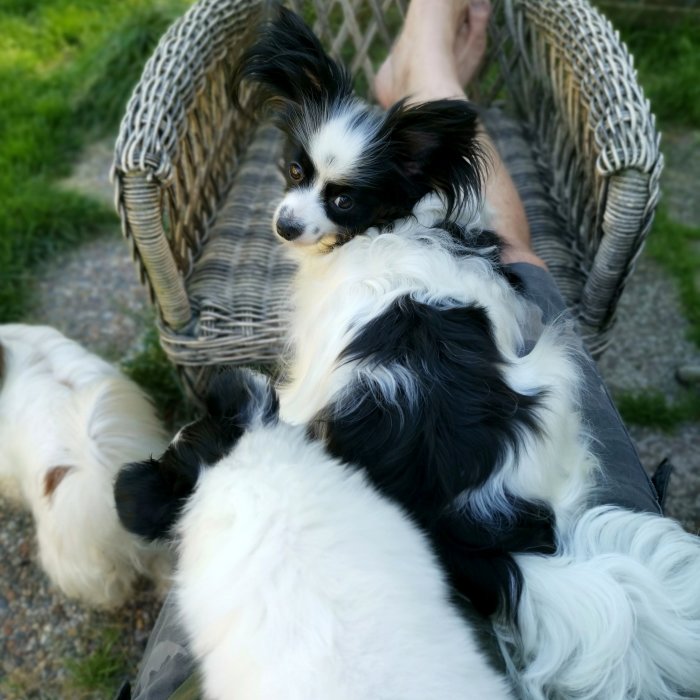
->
[116,370,513,700]
[0,324,170,607]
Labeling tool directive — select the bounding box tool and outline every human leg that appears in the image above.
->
[375,0,546,269]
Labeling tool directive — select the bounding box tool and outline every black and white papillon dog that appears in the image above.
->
[115,369,513,700]
[232,7,700,699]
[238,4,583,618]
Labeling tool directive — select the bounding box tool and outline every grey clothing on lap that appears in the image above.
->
[509,262,662,516]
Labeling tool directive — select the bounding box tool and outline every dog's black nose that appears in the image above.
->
[276,217,304,241]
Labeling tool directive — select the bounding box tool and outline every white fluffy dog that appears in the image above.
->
[0,324,170,607]
[115,369,514,700]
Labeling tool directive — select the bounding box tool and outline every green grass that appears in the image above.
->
[122,325,191,428]
[64,627,130,698]
[595,3,700,129]
[645,207,700,348]
[0,0,192,322]
[617,389,700,432]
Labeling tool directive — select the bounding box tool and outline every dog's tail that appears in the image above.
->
[497,506,700,700]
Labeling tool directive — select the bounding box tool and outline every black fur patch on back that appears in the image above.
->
[115,369,278,541]
[433,222,525,293]
[313,297,553,617]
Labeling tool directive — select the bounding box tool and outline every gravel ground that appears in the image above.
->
[1,129,698,699]
[0,497,160,699]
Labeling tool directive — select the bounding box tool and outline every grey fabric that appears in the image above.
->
[508,262,662,515]
[131,591,198,700]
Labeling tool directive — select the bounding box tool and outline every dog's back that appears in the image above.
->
[177,422,511,700]
[117,370,512,700]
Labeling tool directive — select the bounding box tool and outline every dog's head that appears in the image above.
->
[114,369,279,541]
[236,6,485,250]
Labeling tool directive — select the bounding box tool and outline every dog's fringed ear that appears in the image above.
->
[114,457,191,541]
[114,415,243,541]
[114,370,279,541]
[380,99,487,220]
[204,368,279,429]
[234,5,353,115]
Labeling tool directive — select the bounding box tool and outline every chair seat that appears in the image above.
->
[160,125,294,374]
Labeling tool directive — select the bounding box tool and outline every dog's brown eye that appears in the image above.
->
[289,162,304,181]
[333,194,353,211]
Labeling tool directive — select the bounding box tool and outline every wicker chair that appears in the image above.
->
[113,0,663,402]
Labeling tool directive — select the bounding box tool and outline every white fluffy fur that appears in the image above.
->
[504,507,700,700]
[175,413,513,700]
[0,324,170,607]
[277,194,700,698]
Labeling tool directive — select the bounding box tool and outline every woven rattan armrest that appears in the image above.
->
[113,0,268,331]
[484,0,662,354]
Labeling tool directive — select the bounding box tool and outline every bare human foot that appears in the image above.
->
[374,0,547,269]
[454,0,491,91]
[374,0,470,108]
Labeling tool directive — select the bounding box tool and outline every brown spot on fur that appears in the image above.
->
[44,466,74,499]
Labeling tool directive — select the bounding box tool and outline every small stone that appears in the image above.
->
[676,365,700,386]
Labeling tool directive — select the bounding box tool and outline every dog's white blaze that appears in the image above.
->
[309,108,375,182]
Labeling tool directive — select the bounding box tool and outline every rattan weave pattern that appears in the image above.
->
[113,0,662,398]
[501,0,663,349]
